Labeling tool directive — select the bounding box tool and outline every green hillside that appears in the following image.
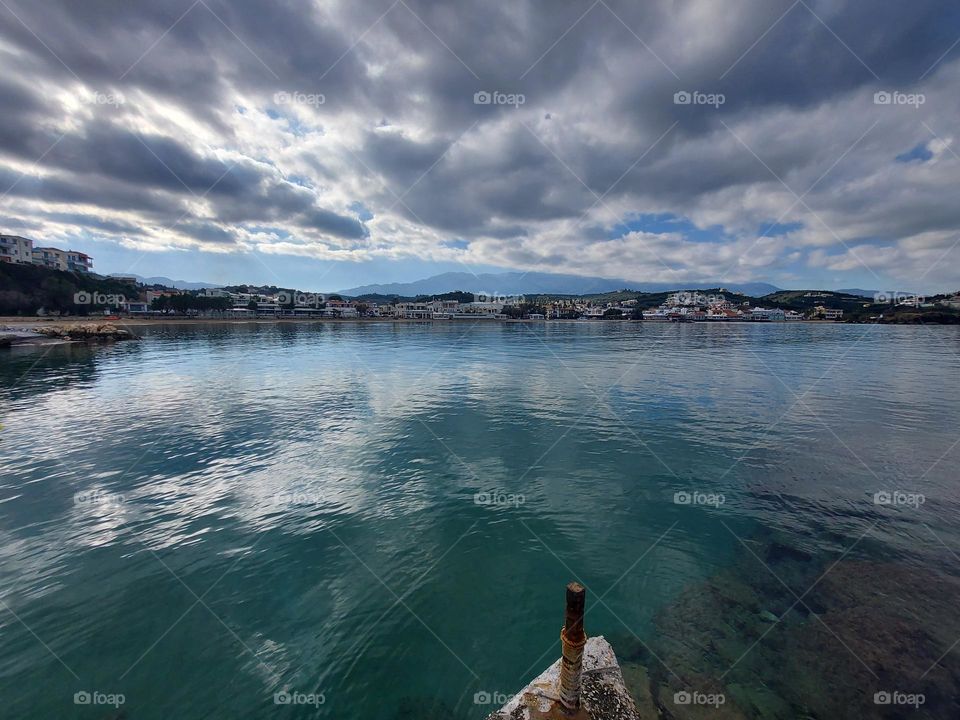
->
[0,262,134,316]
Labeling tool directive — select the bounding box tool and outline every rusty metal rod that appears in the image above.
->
[558,581,587,712]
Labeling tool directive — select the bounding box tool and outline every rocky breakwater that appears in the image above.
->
[32,323,135,342]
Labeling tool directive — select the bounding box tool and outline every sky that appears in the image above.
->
[1,0,960,293]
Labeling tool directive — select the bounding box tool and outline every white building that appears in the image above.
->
[464,301,505,315]
[427,299,460,318]
[0,235,33,264]
[395,302,431,319]
[750,307,786,321]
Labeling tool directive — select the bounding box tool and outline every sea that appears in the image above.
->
[1,320,958,719]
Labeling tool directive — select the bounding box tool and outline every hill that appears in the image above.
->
[0,263,135,315]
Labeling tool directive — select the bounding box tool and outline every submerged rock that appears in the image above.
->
[647,540,960,719]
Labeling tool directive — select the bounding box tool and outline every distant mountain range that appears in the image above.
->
[338,271,781,298]
[104,270,910,299]
[109,274,222,290]
[837,288,904,299]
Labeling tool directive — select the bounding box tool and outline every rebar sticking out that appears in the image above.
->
[558,581,587,712]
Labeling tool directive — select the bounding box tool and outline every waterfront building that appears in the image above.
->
[395,302,431,319]
[32,247,68,270]
[66,250,93,273]
[0,234,34,264]
[750,307,786,321]
[463,301,505,316]
[813,305,844,320]
[28,245,94,272]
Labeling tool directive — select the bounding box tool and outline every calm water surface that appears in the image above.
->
[1,322,958,718]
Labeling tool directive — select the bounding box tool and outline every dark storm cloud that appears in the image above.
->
[300,208,369,240]
[38,212,143,236]
[47,124,257,195]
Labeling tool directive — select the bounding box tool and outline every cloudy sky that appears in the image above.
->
[1,0,959,292]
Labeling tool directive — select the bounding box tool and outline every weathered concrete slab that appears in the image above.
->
[485,636,640,720]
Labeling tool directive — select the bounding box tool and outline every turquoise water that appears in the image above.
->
[1,321,959,718]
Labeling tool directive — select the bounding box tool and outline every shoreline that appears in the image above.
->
[3,316,948,333]
[0,316,851,329]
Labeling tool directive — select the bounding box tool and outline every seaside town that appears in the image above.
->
[3,232,960,324]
